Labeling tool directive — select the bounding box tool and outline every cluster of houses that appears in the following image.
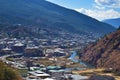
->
[26,64,88,80]
[0,31,100,80]
[0,38,68,57]
[2,54,88,80]
[0,30,100,57]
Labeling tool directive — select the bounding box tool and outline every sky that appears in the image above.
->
[46,0,120,21]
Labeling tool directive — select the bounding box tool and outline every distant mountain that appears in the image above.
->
[81,29,120,74]
[0,0,115,35]
[103,18,120,28]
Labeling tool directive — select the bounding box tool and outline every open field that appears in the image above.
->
[72,68,120,80]
[34,57,86,68]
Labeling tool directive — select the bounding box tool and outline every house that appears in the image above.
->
[48,70,65,80]
[24,45,44,57]
[1,47,12,54]
[28,70,50,79]
[12,42,25,53]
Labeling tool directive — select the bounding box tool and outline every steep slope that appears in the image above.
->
[81,29,120,73]
[103,18,120,28]
[0,0,115,34]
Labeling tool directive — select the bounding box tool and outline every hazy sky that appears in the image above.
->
[46,0,120,21]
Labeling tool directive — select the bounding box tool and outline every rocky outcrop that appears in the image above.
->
[81,29,120,73]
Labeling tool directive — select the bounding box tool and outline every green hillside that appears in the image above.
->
[0,0,115,34]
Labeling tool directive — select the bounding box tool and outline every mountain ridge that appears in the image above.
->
[103,18,120,28]
[0,0,115,34]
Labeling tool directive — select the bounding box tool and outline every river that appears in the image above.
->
[68,51,89,67]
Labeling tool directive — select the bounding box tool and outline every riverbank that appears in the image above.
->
[34,57,86,68]
[69,51,93,68]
